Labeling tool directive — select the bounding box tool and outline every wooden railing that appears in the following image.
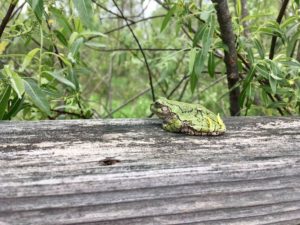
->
[0,117,300,225]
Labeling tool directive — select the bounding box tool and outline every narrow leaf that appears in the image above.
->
[239,67,255,106]
[253,38,265,59]
[236,0,242,18]
[188,48,197,75]
[54,30,68,46]
[49,7,73,37]
[269,76,277,94]
[73,0,94,29]
[26,0,44,23]
[24,79,51,115]
[194,49,206,76]
[161,5,176,32]
[193,24,207,47]
[0,86,11,119]
[4,95,25,120]
[0,41,9,54]
[190,70,198,93]
[70,37,84,57]
[208,52,215,78]
[4,66,25,99]
[44,71,76,90]
[20,48,40,72]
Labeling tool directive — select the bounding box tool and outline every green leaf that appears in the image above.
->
[236,0,242,18]
[239,85,251,108]
[200,4,215,22]
[0,85,11,119]
[245,46,254,64]
[3,95,25,120]
[161,4,176,32]
[54,30,68,46]
[279,60,300,68]
[190,70,198,93]
[286,30,300,57]
[4,65,25,99]
[267,59,282,80]
[207,52,215,78]
[239,67,255,106]
[80,31,107,38]
[73,0,94,30]
[295,0,300,5]
[269,76,277,94]
[188,48,197,75]
[49,7,73,37]
[84,42,106,48]
[43,71,76,90]
[253,38,265,59]
[194,49,206,76]
[70,37,84,57]
[191,15,215,92]
[26,0,44,23]
[281,16,299,29]
[193,24,207,47]
[68,68,79,91]
[244,66,256,85]
[24,79,51,115]
[20,48,40,72]
[256,63,269,79]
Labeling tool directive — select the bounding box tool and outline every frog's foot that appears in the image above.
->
[180,122,225,136]
[162,117,182,133]
[193,130,225,136]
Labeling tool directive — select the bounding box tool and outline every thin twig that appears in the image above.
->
[112,0,156,102]
[100,15,165,36]
[52,109,87,118]
[178,79,189,101]
[91,0,134,23]
[0,0,18,39]
[86,47,188,52]
[269,0,290,59]
[104,86,152,118]
[46,19,64,68]
[10,1,25,19]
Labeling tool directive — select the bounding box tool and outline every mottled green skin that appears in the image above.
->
[150,97,226,136]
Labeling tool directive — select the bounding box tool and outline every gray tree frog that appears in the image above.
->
[150,97,226,136]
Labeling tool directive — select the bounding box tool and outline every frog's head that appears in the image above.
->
[150,97,172,119]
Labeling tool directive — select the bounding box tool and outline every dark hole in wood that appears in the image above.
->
[99,157,121,166]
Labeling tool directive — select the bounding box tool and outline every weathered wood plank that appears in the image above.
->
[0,117,300,225]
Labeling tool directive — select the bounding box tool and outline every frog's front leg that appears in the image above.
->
[162,116,183,133]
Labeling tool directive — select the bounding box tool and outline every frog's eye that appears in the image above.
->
[162,106,168,112]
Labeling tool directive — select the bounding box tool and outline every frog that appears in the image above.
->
[150,97,226,136]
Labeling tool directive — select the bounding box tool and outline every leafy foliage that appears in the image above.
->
[0,0,299,120]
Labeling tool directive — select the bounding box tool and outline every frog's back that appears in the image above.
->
[166,99,214,119]
[166,99,226,135]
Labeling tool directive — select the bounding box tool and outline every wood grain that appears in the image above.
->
[0,117,300,225]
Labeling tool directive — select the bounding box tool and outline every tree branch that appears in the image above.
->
[269,0,290,59]
[112,0,156,102]
[0,0,18,39]
[212,0,241,116]
[85,47,188,52]
[158,1,289,115]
